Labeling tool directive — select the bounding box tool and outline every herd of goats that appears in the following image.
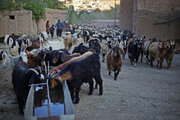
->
[0,24,176,115]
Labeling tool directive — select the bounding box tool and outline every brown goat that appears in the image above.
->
[149,41,169,69]
[63,32,72,51]
[25,50,46,68]
[52,52,81,65]
[165,41,175,69]
[106,45,124,80]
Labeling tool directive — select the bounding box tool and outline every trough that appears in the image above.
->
[24,81,74,120]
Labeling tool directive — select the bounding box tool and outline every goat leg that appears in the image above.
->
[95,81,98,89]
[74,86,80,104]
[156,62,159,68]
[109,71,111,75]
[68,85,74,103]
[114,72,117,80]
[88,80,94,95]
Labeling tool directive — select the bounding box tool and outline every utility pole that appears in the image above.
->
[132,0,137,33]
[114,0,117,27]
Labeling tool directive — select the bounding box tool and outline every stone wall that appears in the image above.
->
[119,0,180,40]
[0,8,68,37]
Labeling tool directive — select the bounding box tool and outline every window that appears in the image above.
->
[9,15,15,20]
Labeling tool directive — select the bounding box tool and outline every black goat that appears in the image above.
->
[12,62,44,114]
[72,43,88,55]
[128,39,142,66]
[51,53,103,104]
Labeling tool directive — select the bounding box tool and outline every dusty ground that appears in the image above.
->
[0,21,180,120]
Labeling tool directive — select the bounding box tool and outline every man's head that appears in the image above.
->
[58,19,60,22]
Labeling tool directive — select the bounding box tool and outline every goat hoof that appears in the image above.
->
[19,110,24,115]
[99,92,103,95]
[73,100,79,104]
[88,92,93,95]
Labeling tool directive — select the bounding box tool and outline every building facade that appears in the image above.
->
[119,0,180,40]
[0,8,68,37]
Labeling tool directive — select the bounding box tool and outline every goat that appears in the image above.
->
[52,52,80,66]
[50,53,103,104]
[149,41,169,68]
[12,61,44,114]
[72,43,89,55]
[106,45,124,80]
[63,32,72,51]
[128,38,142,66]
[26,32,48,51]
[100,39,108,62]
[50,51,94,74]
[165,41,175,69]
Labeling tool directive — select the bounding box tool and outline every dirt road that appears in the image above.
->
[74,53,180,120]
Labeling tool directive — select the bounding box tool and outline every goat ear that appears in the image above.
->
[2,51,7,60]
[119,47,125,55]
[158,42,162,48]
[169,41,175,46]
[25,50,31,55]
[27,39,32,47]
[9,37,14,47]
[60,52,68,62]
[51,78,59,88]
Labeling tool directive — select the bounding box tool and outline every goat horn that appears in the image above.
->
[37,66,42,73]
[27,68,39,75]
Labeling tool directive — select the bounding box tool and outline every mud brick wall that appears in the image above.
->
[0,8,68,37]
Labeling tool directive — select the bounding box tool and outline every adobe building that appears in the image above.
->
[0,8,68,37]
[119,0,180,40]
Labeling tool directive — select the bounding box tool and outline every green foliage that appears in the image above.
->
[43,0,67,10]
[67,4,120,24]
[0,0,46,20]
[23,1,46,20]
[68,5,75,24]
[0,0,21,11]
